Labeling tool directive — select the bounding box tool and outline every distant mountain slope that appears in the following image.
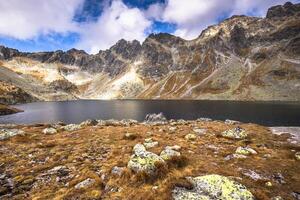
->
[0,2,299,102]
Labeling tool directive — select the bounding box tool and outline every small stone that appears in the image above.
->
[42,127,57,135]
[75,178,95,189]
[265,181,272,187]
[160,148,181,161]
[165,145,181,151]
[185,133,197,141]
[111,166,125,176]
[124,132,138,140]
[295,152,300,160]
[271,196,283,200]
[168,126,177,133]
[225,119,240,125]
[193,128,206,135]
[144,138,159,149]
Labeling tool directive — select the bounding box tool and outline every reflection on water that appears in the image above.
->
[0,100,300,126]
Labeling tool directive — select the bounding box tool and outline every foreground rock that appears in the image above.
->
[0,129,24,140]
[127,144,165,175]
[173,174,254,200]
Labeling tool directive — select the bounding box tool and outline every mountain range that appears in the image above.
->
[0,2,300,104]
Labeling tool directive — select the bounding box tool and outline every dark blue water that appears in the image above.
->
[0,100,300,126]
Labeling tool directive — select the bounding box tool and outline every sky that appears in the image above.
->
[0,0,299,54]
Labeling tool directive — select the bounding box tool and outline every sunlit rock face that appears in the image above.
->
[0,2,300,102]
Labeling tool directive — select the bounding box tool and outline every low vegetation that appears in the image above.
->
[0,119,299,199]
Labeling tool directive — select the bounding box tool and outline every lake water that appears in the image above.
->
[0,100,300,126]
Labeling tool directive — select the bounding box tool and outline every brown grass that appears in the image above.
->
[0,121,299,199]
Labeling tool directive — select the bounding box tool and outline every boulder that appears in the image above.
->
[127,144,165,175]
[221,127,248,139]
[0,129,25,140]
[42,127,57,135]
[144,113,167,124]
[172,174,254,200]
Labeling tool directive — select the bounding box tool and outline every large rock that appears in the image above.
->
[144,113,167,124]
[127,144,165,175]
[172,174,254,200]
[0,129,25,140]
[221,127,248,139]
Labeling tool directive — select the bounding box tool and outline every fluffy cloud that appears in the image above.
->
[151,0,298,39]
[77,0,152,54]
[0,0,298,53]
[0,0,83,40]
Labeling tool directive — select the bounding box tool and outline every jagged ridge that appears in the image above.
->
[0,2,299,101]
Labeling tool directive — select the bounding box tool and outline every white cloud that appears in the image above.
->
[77,0,152,54]
[151,0,298,40]
[0,0,83,40]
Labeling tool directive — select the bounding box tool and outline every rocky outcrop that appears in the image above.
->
[266,2,300,18]
[0,2,299,101]
[0,81,38,105]
[0,104,22,116]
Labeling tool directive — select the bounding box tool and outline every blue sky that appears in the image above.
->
[0,0,299,53]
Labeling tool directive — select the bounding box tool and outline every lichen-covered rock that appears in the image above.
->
[128,144,165,175]
[160,148,181,161]
[295,152,300,161]
[62,124,81,132]
[42,127,57,135]
[0,129,25,140]
[172,174,254,200]
[74,178,95,189]
[221,127,248,139]
[185,133,197,141]
[235,147,257,155]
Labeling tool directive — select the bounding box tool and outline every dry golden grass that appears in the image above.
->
[0,120,299,199]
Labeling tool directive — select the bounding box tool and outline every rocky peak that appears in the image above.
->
[0,46,20,60]
[66,48,88,55]
[266,2,300,18]
[107,39,141,60]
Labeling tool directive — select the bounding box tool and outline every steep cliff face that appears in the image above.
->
[0,2,299,102]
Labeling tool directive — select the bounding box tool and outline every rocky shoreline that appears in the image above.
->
[0,104,22,116]
[0,114,299,199]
